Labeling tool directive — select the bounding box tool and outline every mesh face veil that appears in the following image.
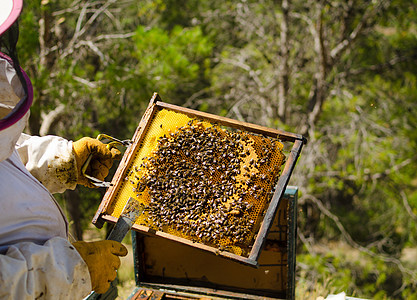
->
[0,0,32,131]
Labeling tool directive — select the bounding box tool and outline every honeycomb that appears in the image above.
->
[106,109,285,257]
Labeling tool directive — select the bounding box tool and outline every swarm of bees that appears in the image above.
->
[126,119,285,255]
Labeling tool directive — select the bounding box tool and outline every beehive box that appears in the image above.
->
[128,186,299,300]
[93,93,305,267]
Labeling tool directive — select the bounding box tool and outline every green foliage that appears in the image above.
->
[132,25,213,102]
[298,247,417,299]
[15,0,417,298]
[17,5,39,63]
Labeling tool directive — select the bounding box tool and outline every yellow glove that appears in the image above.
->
[72,240,128,294]
[73,137,121,188]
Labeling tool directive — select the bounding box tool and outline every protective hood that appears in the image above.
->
[1,0,33,133]
[0,54,30,162]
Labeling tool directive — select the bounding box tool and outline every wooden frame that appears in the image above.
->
[92,93,306,267]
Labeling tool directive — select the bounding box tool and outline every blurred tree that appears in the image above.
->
[188,0,417,297]
[16,0,417,297]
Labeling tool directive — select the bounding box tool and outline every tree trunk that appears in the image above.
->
[65,189,83,241]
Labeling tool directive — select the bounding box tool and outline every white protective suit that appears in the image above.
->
[0,56,92,299]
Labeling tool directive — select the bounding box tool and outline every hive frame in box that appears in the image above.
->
[128,187,299,300]
[92,93,306,267]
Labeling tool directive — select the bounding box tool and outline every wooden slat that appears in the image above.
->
[248,139,304,263]
[156,101,305,143]
[92,96,159,226]
[100,214,258,267]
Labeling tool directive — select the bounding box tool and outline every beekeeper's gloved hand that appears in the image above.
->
[73,137,121,188]
[72,240,128,294]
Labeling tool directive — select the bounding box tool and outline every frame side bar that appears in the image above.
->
[92,100,159,226]
[248,139,304,262]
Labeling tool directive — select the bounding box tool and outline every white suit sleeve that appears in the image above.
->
[16,134,78,194]
[0,237,92,300]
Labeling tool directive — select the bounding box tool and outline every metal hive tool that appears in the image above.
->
[93,93,306,267]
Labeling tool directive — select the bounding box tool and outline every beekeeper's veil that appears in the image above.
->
[0,0,33,161]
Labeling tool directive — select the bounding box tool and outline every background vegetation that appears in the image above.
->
[16,0,417,298]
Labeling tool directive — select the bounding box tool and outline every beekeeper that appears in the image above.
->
[0,0,127,298]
